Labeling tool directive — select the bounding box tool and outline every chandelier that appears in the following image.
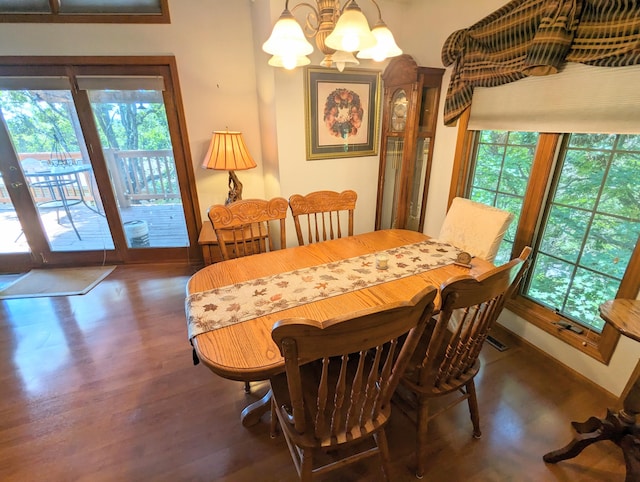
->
[262,0,402,71]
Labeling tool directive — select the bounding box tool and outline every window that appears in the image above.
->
[468,131,538,266]
[456,121,640,363]
[0,0,169,23]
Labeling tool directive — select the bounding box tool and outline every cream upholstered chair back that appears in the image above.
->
[438,197,514,262]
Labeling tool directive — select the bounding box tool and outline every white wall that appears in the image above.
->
[0,0,637,396]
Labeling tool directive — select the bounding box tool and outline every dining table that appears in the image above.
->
[185,228,494,427]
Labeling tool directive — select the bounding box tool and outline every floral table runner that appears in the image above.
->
[186,239,460,340]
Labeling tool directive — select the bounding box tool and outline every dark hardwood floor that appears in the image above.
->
[0,264,625,481]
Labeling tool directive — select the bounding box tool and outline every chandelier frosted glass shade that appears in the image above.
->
[324,2,376,52]
[262,9,314,58]
[357,21,402,61]
[330,50,360,72]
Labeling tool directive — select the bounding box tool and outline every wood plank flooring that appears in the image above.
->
[0,264,626,481]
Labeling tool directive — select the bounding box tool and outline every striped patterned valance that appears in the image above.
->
[442,0,640,126]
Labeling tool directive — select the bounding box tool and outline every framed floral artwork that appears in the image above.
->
[305,68,381,160]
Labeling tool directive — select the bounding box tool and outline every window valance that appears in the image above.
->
[441,0,640,126]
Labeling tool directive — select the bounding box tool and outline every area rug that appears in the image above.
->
[0,266,116,299]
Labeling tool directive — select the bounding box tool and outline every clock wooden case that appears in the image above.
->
[375,54,444,232]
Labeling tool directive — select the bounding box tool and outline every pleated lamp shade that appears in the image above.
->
[202,131,257,171]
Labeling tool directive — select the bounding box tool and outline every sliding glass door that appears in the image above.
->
[0,59,200,271]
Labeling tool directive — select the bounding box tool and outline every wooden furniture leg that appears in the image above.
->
[621,433,640,482]
[543,409,630,463]
[240,389,272,427]
[544,300,640,482]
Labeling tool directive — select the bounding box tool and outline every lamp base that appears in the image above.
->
[225,170,243,205]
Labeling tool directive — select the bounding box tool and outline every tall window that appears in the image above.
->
[0,0,169,23]
[463,129,640,362]
[469,131,538,265]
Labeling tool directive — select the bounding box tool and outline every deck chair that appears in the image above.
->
[438,197,514,262]
[208,197,288,261]
[288,190,357,246]
[270,285,438,482]
[396,247,531,478]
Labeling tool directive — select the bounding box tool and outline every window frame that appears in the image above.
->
[0,0,170,24]
[450,109,640,364]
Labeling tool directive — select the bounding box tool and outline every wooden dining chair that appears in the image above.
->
[269,285,438,482]
[288,189,357,246]
[208,196,288,393]
[438,197,514,262]
[207,197,288,261]
[396,246,531,478]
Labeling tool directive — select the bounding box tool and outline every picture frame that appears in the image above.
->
[305,68,381,160]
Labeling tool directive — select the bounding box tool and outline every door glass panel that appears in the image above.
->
[86,83,188,249]
[418,86,437,132]
[0,86,114,253]
[379,137,404,229]
[406,138,430,231]
[0,179,28,253]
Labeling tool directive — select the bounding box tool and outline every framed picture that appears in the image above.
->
[305,68,381,160]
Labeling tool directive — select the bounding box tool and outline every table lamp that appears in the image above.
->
[202,130,257,205]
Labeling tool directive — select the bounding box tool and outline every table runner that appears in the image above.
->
[186,239,461,340]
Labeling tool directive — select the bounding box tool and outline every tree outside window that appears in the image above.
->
[465,129,639,360]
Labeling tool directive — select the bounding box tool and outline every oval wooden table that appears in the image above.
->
[543,299,640,481]
[186,229,493,426]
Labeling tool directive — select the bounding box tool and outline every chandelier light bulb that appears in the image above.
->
[268,54,311,70]
[341,32,360,52]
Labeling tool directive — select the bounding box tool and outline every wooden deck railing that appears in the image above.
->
[0,149,179,207]
[104,149,179,207]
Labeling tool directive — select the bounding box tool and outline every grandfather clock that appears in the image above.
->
[375,55,444,231]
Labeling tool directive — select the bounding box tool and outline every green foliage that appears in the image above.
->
[91,99,171,150]
[0,91,79,153]
[471,131,639,333]
[0,90,172,155]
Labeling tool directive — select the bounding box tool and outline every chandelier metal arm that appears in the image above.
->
[368,0,383,23]
[289,1,341,40]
